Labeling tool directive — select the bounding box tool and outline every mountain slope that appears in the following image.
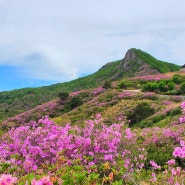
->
[0,48,181,122]
[114,48,180,78]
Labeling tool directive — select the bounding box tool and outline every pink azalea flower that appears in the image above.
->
[0,174,17,185]
[31,176,53,185]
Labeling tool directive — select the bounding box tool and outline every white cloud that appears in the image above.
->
[0,0,185,83]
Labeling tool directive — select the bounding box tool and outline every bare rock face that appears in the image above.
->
[123,48,137,63]
[119,48,144,70]
[121,48,138,69]
[118,48,160,77]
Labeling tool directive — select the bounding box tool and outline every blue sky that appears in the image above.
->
[0,0,185,91]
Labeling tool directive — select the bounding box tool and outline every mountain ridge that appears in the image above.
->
[0,48,181,123]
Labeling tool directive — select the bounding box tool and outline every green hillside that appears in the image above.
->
[135,49,181,72]
[0,48,181,122]
[0,60,122,122]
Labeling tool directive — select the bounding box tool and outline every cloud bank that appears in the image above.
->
[0,0,185,86]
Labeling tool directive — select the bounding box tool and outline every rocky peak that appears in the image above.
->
[120,48,142,70]
[123,48,137,63]
[116,48,160,78]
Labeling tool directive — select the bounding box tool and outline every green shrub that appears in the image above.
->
[103,80,111,89]
[0,163,11,174]
[172,74,184,84]
[127,102,155,127]
[158,81,167,92]
[142,82,158,92]
[118,80,133,89]
[139,120,154,128]
[64,96,83,111]
[105,93,113,102]
[146,144,173,169]
[167,81,175,90]
[152,114,166,123]
[58,92,69,100]
[179,82,185,94]
[169,107,181,116]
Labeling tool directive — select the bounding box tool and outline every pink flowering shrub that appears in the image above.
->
[133,74,169,81]
[0,115,146,175]
[141,92,158,100]
[150,160,161,170]
[31,176,53,185]
[1,101,58,129]
[93,87,105,95]
[0,102,185,184]
[70,90,88,97]
[118,91,135,99]
[173,140,185,159]
[0,174,17,185]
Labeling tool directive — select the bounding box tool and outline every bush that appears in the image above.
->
[167,81,175,91]
[103,81,111,89]
[146,144,173,169]
[118,80,133,89]
[172,74,184,84]
[158,81,167,92]
[65,96,83,110]
[152,114,166,123]
[142,82,158,92]
[105,93,113,102]
[58,92,69,100]
[169,107,181,116]
[179,82,185,94]
[127,102,155,127]
[139,120,154,128]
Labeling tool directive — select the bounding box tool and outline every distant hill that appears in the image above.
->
[0,48,181,122]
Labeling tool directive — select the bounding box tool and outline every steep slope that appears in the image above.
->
[0,48,180,122]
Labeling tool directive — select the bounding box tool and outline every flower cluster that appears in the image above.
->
[0,174,17,185]
[173,140,185,158]
[70,90,88,97]
[133,74,169,81]
[118,91,135,99]
[31,176,53,185]
[0,114,145,174]
[150,160,161,170]
[93,87,105,95]
[0,102,185,184]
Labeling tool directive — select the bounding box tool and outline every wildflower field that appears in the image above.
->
[0,102,185,185]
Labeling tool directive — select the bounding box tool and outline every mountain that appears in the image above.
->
[114,48,180,78]
[0,48,181,123]
[1,49,185,184]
